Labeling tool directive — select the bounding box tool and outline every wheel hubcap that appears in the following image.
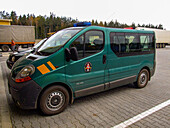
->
[140,72,147,86]
[46,91,65,111]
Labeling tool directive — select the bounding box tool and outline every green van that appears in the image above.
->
[8,22,156,115]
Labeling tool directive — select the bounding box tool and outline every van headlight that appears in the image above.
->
[15,65,35,82]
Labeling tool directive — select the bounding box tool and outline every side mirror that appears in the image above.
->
[70,47,78,61]
[65,47,78,62]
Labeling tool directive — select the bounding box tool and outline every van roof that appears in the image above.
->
[71,25,154,34]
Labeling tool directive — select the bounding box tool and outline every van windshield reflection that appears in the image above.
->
[37,28,81,55]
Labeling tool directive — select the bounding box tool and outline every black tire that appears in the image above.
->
[1,45,9,52]
[135,69,149,88]
[39,86,69,115]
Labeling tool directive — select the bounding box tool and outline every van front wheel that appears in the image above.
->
[39,86,69,115]
[135,69,149,88]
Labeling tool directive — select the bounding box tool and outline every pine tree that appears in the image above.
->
[104,21,107,27]
[99,21,104,26]
[10,11,17,25]
[91,19,95,25]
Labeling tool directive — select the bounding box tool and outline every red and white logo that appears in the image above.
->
[84,62,92,72]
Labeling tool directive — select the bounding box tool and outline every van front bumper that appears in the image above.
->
[8,75,42,109]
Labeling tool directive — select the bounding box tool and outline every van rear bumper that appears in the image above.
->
[8,75,42,109]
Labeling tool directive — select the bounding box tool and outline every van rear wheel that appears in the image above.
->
[39,86,69,115]
[135,69,149,88]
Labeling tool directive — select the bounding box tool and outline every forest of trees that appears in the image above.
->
[0,11,164,39]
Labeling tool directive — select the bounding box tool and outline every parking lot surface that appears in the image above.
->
[0,47,170,128]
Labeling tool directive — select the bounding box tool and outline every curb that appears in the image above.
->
[0,64,12,128]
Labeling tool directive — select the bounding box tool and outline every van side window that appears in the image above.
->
[110,33,125,54]
[140,34,154,51]
[110,32,154,57]
[70,30,104,59]
[126,33,141,52]
[70,35,84,59]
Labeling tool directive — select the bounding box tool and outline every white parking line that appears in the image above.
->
[112,99,170,128]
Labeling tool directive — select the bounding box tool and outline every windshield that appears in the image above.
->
[33,38,47,49]
[38,28,81,55]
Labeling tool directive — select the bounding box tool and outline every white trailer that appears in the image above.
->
[136,27,170,48]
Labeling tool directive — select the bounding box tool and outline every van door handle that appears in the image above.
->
[103,55,106,64]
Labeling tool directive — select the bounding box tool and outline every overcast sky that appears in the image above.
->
[1,0,170,30]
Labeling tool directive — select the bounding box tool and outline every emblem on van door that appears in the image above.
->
[84,62,92,72]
